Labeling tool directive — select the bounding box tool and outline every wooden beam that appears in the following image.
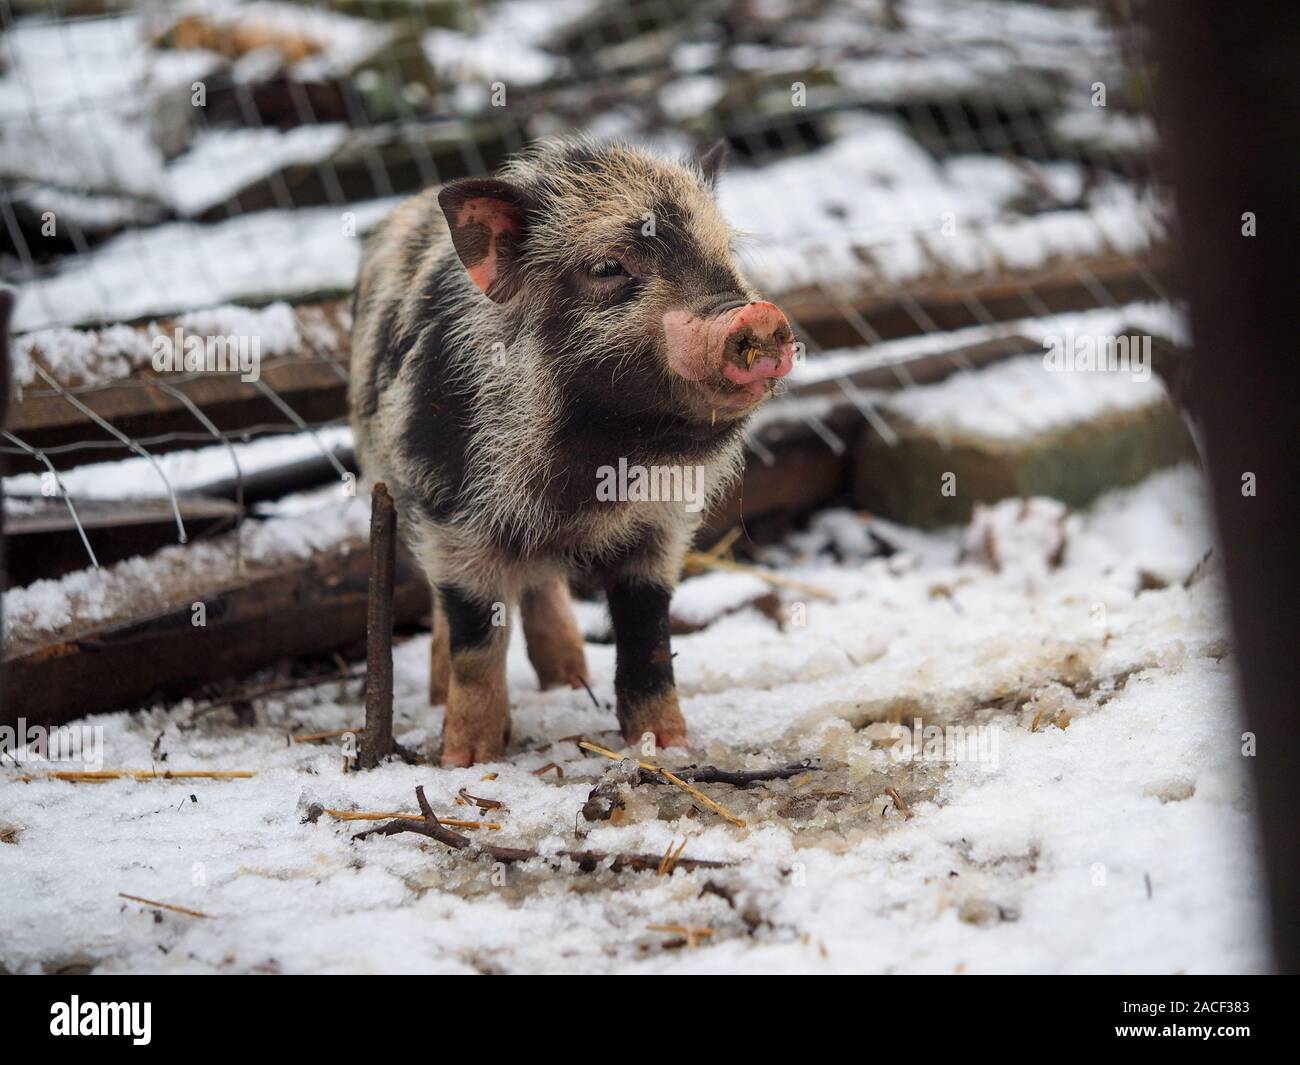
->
[4,246,1163,475]
[3,302,351,474]
[779,248,1165,349]
[2,538,430,731]
[0,323,1174,725]
[3,496,241,588]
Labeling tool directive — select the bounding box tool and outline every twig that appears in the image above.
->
[118,893,209,919]
[578,740,746,827]
[683,552,832,600]
[533,762,564,778]
[578,678,607,712]
[352,786,474,849]
[351,788,730,873]
[456,787,506,811]
[1182,548,1214,588]
[564,850,728,873]
[884,786,913,820]
[323,808,501,830]
[661,760,817,788]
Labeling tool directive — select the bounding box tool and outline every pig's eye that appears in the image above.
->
[588,259,627,279]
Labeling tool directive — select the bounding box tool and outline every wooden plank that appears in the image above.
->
[3,247,1163,474]
[0,323,1175,725]
[4,302,351,474]
[2,540,430,731]
[3,497,240,588]
[779,248,1165,348]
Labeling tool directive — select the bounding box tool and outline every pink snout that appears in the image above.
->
[719,301,795,386]
[663,300,795,404]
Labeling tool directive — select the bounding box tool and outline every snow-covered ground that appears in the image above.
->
[0,465,1269,974]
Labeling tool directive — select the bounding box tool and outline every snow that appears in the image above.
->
[716,115,1158,297]
[8,300,310,389]
[786,300,1186,388]
[670,570,773,628]
[155,1,402,81]
[0,466,1270,973]
[8,323,155,390]
[4,425,352,503]
[422,0,597,89]
[886,352,1166,440]
[2,484,364,648]
[164,125,351,218]
[0,14,217,200]
[10,200,395,333]
[658,76,726,122]
[1055,107,1157,154]
[10,106,1154,334]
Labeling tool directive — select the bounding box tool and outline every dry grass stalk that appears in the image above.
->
[456,787,506,811]
[647,923,714,947]
[884,786,914,820]
[25,769,255,783]
[656,838,689,876]
[683,552,831,599]
[118,892,209,918]
[703,526,743,560]
[578,740,746,827]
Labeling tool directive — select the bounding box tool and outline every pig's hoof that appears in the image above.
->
[620,691,689,753]
[439,711,510,768]
[642,725,689,751]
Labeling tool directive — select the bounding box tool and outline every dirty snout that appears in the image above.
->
[663,300,795,410]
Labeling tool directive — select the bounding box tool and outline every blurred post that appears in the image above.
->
[0,288,11,654]
[1146,0,1299,972]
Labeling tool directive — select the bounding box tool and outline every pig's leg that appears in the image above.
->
[605,576,688,751]
[520,577,589,690]
[428,598,451,705]
[436,583,511,767]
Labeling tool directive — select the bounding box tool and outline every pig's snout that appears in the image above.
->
[663,301,795,404]
[718,301,794,386]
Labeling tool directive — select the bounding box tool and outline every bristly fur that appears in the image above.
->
[349,136,757,599]
[350,135,780,761]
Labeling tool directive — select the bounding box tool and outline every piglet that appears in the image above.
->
[349,139,794,766]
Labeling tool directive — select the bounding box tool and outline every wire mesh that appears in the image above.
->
[0,0,1170,578]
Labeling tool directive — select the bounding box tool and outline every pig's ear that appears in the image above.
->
[437,178,532,303]
[698,139,729,187]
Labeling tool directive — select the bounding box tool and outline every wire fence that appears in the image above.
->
[0,0,1169,580]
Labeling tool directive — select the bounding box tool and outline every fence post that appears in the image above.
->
[1146,0,1300,973]
[357,482,397,770]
